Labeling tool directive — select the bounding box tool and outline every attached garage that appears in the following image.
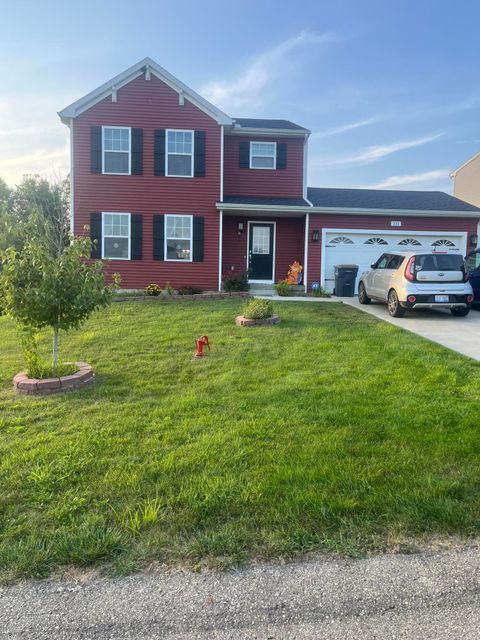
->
[321,229,467,293]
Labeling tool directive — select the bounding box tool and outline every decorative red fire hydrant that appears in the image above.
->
[194,335,211,358]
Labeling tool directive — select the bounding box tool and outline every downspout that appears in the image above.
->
[303,212,309,293]
[218,210,223,291]
[69,118,74,235]
[218,126,224,291]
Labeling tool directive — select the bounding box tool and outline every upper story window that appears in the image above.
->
[166,130,194,177]
[102,212,130,260]
[165,214,193,261]
[102,127,131,175]
[250,141,276,169]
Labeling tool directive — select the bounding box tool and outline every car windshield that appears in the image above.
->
[415,254,464,271]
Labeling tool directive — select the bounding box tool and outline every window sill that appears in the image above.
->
[101,172,132,176]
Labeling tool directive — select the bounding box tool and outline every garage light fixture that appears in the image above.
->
[471,234,478,246]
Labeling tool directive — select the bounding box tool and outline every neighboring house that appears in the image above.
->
[59,58,480,293]
[451,152,480,208]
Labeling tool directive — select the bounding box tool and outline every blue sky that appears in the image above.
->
[1,0,480,191]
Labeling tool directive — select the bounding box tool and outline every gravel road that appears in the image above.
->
[1,547,479,639]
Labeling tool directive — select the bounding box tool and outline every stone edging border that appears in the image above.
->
[115,292,251,302]
[235,314,281,326]
[13,362,95,396]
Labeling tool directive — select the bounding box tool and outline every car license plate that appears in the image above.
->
[435,295,449,303]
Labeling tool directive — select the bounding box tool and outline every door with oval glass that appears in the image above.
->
[248,222,275,282]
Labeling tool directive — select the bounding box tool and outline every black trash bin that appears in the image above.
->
[334,264,359,297]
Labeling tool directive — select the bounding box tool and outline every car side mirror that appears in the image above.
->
[370,263,377,269]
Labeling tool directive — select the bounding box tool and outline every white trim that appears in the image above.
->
[230,127,310,137]
[165,129,194,178]
[58,57,232,126]
[319,227,468,289]
[216,202,480,218]
[69,119,74,235]
[220,125,224,201]
[249,141,277,170]
[302,136,313,205]
[450,151,480,177]
[218,210,223,291]
[303,213,309,292]
[101,126,131,175]
[102,212,131,261]
[164,214,194,262]
[247,220,276,283]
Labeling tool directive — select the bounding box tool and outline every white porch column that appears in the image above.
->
[218,210,223,291]
[303,212,309,293]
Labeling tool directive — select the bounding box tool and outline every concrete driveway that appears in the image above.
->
[341,298,480,360]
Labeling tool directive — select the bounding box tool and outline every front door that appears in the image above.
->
[248,223,275,282]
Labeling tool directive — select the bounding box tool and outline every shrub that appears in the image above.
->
[311,286,330,298]
[223,271,250,292]
[164,281,174,295]
[275,280,292,296]
[145,283,162,297]
[243,297,274,320]
[178,285,203,295]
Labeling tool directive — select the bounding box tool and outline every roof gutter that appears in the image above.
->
[228,127,311,137]
[216,202,480,218]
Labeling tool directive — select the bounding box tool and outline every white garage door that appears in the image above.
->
[322,230,466,293]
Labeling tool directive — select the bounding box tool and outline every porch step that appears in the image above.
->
[249,284,276,297]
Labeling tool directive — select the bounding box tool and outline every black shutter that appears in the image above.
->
[194,131,206,177]
[90,212,102,258]
[193,216,204,262]
[153,214,165,260]
[276,143,287,170]
[239,141,250,168]
[131,129,143,175]
[154,129,166,176]
[130,214,143,260]
[90,126,102,173]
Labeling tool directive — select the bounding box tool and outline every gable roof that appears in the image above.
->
[232,118,309,133]
[58,57,232,125]
[307,187,480,212]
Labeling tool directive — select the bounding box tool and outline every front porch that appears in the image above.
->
[220,212,307,290]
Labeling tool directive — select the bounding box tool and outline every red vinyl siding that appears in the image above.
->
[222,215,305,282]
[306,213,480,289]
[73,74,221,290]
[223,135,304,198]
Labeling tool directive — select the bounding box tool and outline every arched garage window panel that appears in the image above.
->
[432,239,456,247]
[329,236,354,245]
[364,237,388,245]
[398,238,422,246]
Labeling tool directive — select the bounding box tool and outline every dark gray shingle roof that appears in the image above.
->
[222,195,310,207]
[307,187,480,212]
[233,118,308,132]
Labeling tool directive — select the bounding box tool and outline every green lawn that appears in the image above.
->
[0,300,479,582]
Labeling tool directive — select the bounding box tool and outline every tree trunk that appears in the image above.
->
[52,326,59,371]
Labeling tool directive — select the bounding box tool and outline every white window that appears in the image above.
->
[102,127,131,174]
[250,141,276,169]
[165,214,193,261]
[102,213,131,260]
[166,130,194,177]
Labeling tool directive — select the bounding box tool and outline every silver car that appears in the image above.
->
[358,251,474,317]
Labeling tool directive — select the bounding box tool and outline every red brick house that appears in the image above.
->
[59,57,480,293]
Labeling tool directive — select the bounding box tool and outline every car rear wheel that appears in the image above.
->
[358,282,371,305]
[450,306,470,317]
[387,289,406,317]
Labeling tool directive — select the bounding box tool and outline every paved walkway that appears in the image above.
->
[1,548,479,639]
[341,297,480,360]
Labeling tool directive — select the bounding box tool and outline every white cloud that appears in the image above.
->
[0,96,70,185]
[312,116,383,138]
[321,133,444,168]
[368,169,451,190]
[200,30,342,112]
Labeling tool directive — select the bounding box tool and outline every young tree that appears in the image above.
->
[1,211,119,372]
